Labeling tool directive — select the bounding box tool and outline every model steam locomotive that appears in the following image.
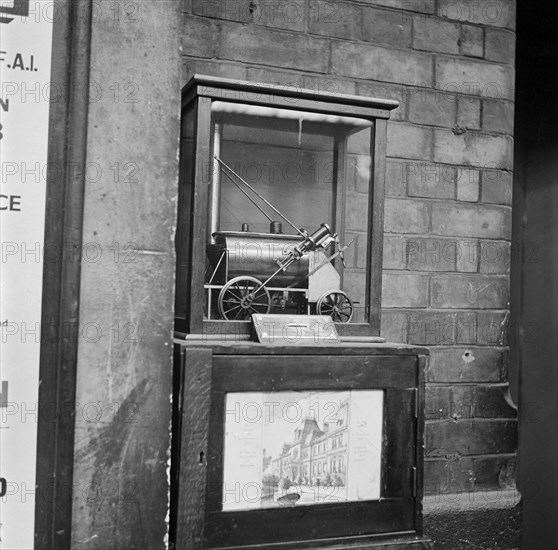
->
[205,158,354,323]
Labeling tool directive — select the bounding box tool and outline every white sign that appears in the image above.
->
[0,1,54,547]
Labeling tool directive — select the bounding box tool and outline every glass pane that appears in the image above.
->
[204,102,373,324]
[222,390,384,511]
[175,106,195,325]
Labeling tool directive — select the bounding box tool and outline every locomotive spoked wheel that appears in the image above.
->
[218,276,272,320]
[316,290,353,323]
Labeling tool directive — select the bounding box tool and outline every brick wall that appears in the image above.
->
[181,0,517,494]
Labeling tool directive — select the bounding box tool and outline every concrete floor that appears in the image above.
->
[423,490,521,549]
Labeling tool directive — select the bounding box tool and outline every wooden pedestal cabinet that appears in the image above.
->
[171,341,433,550]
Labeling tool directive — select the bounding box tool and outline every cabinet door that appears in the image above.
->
[174,351,422,549]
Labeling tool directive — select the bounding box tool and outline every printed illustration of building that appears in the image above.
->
[271,400,349,487]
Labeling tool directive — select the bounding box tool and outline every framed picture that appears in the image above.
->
[222,389,383,511]
[173,347,426,549]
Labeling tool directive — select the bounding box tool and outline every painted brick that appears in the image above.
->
[431,203,511,239]
[382,272,429,308]
[183,58,247,81]
[473,456,516,490]
[408,311,459,345]
[406,162,455,199]
[426,347,509,383]
[456,311,477,344]
[426,420,517,457]
[473,386,517,419]
[332,42,433,87]
[451,385,512,419]
[362,7,412,48]
[383,235,406,269]
[433,129,514,169]
[380,309,408,342]
[456,168,480,202]
[413,16,460,54]
[245,66,306,86]
[309,1,361,39]
[426,386,452,420]
[387,123,432,160]
[461,24,484,57]
[438,0,516,30]
[194,0,308,31]
[424,457,474,493]
[218,24,329,72]
[407,238,456,272]
[258,0,307,31]
[360,0,435,14]
[477,311,509,346]
[246,67,357,95]
[183,15,218,58]
[480,240,510,274]
[356,81,406,121]
[448,385,476,419]
[301,74,356,95]
[485,28,516,64]
[385,160,406,196]
[483,99,514,134]
[431,274,509,308]
[408,89,457,127]
[457,97,481,129]
[456,239,479,273]
[481,169,512,205]
[192,0,252,23]
[384,198,430,234]
[435,58,515,100]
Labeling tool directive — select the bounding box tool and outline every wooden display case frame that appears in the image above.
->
[174,75,399,339]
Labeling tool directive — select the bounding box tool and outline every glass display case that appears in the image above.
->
[175,76,398,338]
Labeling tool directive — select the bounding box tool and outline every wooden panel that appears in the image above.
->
[205,499,415,548]
[178,340,429,357]
[190,98,213,333]
[368,119,387,335]
[34,2,92,548]
[209,534,433,550]
[189,87,395,120]
[383,390,416,499]
[175,348,213,549]
[185,75,399,113]
[414,356,427,535]
[172,346,429,548]
[175,102,197,330]
[197,352,419,548]
[212,355,417,391]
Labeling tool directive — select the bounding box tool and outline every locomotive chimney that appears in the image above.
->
[270,221,283,234]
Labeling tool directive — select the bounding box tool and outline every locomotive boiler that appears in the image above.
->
[204,158,354,323]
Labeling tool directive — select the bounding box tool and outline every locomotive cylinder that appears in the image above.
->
[213,231,309,286]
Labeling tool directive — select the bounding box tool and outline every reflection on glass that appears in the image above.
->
[204,102,373,324]
[222,390,384,511]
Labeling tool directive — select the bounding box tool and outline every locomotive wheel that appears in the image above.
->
[218,276,271,321]
[316,290,353,323]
